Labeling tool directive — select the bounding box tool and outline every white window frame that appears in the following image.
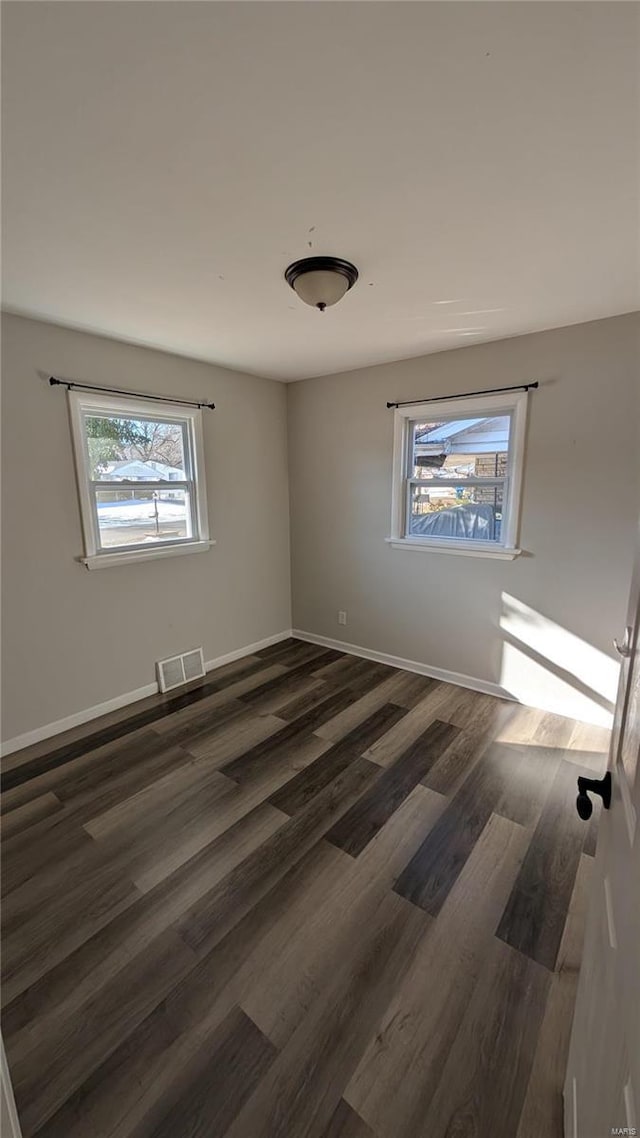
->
[388,390,528,559]
[68,391,213,569]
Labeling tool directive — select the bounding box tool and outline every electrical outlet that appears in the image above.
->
[338,611,347,626]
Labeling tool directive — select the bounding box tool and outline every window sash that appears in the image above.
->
[406,410,513,480]
[81,413,192,481]
[405,476,508,490]
[405,479,508,540]
[90,482,196,552]
[90,480,191,491]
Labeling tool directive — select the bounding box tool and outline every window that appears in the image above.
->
[389,391,528,558]
[69,392,211,568]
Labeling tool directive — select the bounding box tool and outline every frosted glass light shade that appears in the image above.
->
[285,257,358,311]
[292,270,350,309]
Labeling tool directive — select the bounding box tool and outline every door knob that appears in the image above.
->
[614,626,633,658]
[576,771,612,820]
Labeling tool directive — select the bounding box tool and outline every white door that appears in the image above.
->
[564,523,640,1138]
[1,1036,23,1138]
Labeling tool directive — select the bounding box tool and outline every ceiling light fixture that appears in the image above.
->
[285,256,358,312]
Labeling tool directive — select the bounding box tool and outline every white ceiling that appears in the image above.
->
[2,2,638,381]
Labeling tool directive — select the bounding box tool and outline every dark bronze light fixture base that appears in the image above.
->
[285,256,359,311]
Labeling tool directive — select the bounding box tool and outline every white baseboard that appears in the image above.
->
[292,629,515,701]
[1,630,293,758]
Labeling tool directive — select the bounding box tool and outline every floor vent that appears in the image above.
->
[157,647,206,693]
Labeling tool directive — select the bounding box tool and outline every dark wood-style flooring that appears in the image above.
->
[1,637,610,1138]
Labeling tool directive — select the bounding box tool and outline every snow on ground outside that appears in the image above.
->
[97,498,186,528]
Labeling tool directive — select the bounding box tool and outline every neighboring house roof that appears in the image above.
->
[104,460,183,480]
[415,415,510,456]
[416,418,481,444]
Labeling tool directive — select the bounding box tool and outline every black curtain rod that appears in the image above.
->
[386,381,538,409]
[49,376,215,410]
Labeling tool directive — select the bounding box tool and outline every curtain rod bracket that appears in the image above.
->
[48,375,215,410]
[386,381,538,410]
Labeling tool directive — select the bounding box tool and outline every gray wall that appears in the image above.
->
[1,314,291,742]
[3,311,638,742]
[288,314,639,725]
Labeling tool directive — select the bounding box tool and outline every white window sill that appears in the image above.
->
[386,537,521,560]
[79,540,215,570]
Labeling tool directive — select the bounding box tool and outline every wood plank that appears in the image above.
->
[144,697,246,747]
[108,736,332,895]
[494,703,546,745]
[325,720,459,857]
[238,649,343,706]
[443,687,515,733]
[56,738,207,820]
[243,785,442,1050]
[27,842,346,1138]
[254,636,299,658]
[2,861,141,1006]
[10,929,197,1136]
[394,738,560,916]
[496,758,589,970]
[175,757,379,956]
[82,756,245,842]
[225,893,427,1138]
[220,688,356,783]
[2,808,97,897]
[405,748,506,922]
[149,665,286,741]
[184,711,285,763]
[255,639,332,666]
[239,675,327,718]
[420,938,551,1138]
[126,1007,276,1138]
[0,726,186,820]
[516,853,594,1138]
[107,774,279,895]
[2,768,240,928]
[313,672,453,747]
[276,661,391,723]
[534,711,584,750]
[345,813,530,1138]
[1,803,285,1060]
[268,704,407,817]
[274,681,358,724]
[15,730,192,815]
[357,682,459,765]
[423,699,517,797]
[310,654,383,683]
[87,771,243,890]
[384,672,439,710]
[321,1100,375,1138]
[565,719,611,772]
[0,792,63,840]
[420,726,484,796]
